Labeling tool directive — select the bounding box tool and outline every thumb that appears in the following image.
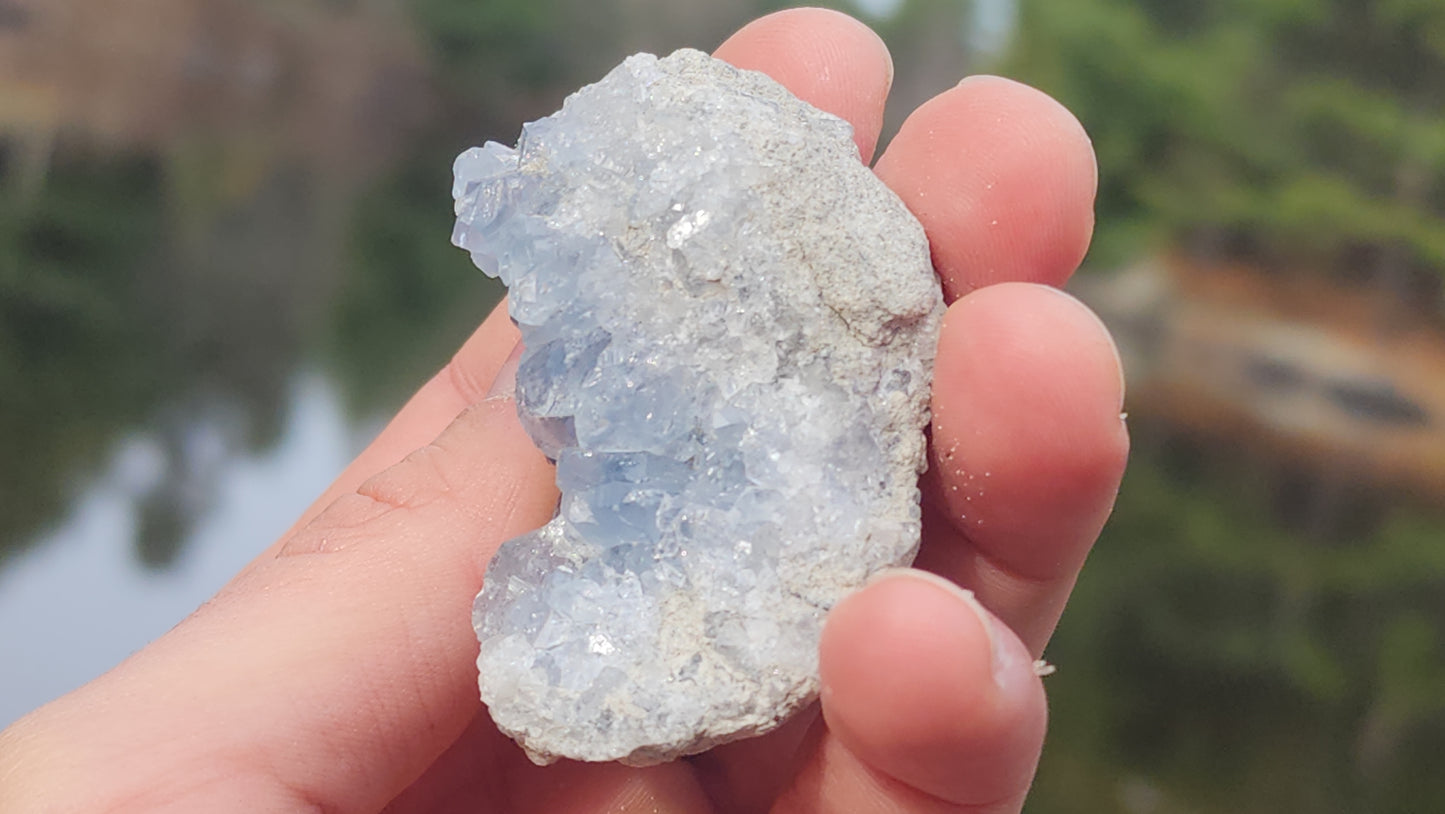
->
[772,569,1048,814]
[2,390,556,813]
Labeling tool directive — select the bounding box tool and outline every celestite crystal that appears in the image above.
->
[453,49,944,765]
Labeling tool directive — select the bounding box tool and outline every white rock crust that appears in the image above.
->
[453,49,944,766]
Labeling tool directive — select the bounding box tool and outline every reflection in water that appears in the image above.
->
[1076,256,1445,500]
[131,401,233,569]
[0,149,328,571]
[0,372,367,728]
[0,0,432,571]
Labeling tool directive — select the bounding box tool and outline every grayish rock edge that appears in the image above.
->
[453,48,944,766]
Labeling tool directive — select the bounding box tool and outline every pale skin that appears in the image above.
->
[0,8,1128,814]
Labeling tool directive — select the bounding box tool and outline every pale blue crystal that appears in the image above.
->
[457,49,943,765]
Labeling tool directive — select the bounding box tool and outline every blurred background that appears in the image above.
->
[1,0,1443,810]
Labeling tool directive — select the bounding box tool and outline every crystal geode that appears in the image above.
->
[453,49,944,765]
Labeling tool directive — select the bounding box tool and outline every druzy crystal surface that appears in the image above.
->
[454,49,944,765]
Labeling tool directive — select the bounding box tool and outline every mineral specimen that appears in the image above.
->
[454,48,944,766]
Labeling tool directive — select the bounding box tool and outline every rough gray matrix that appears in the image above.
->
[453,48,944,766]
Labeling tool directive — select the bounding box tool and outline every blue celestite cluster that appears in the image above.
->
[453,49,943,765]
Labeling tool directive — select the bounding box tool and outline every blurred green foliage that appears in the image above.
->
[0,146,318,568]
[1031,434,1445,812]
[1010,0,1445,292]
[415,0,562,87]
[1004,2,1445,810]
[0,156,167,567]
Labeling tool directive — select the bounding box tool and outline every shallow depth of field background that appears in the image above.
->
[3,1,1444,811]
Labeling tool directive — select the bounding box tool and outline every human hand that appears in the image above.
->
[0,8,1127,813]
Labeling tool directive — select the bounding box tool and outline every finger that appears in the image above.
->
[271,299,519,544]
[773,570,1047,814]
[506,760,713,814]
[918,283,1128,655]
[379,711,516,814]
[715,7,893,163]
[874,76,1097,299]
[685,704,821,812]
[384,711,714,814]
[11,397,555,813]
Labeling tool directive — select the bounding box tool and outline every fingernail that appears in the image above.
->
[955,73,1001,88]
[878,32,895,91]
[486,341,524,400]
[870,568,1025,690]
